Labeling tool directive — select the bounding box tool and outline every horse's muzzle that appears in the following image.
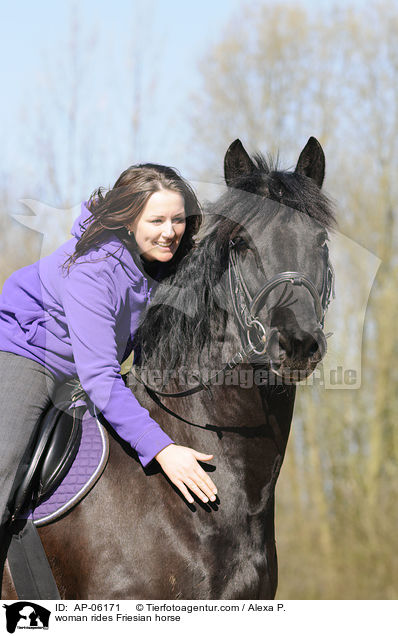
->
[266,326,326,380]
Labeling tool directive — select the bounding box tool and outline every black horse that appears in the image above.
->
[2,137,335,599]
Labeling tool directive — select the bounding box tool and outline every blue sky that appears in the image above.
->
[1,0,359,205]
[1,0,242,115]
[1,0,247,200]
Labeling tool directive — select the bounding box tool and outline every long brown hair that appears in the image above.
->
[64,163,202,273]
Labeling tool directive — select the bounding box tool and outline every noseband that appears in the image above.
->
[228,239,335,357]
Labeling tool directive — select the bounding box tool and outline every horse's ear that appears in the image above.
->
[295,137,325,188]
[224,139,257,186]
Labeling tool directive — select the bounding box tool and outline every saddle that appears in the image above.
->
[7,381,109,600]
[11,385,84,521]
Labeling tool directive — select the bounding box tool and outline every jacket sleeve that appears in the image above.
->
[62,262,174,467]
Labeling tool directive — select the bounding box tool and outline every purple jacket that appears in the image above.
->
[0,202,174,466]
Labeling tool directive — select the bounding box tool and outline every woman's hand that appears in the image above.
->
[155,444,217,504]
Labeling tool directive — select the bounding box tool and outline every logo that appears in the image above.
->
[2,603,50,633]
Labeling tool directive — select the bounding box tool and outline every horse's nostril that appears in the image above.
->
[276,330,322,360]
[308,341,319,357]
[278,333,291,357]
[297,336,319,359]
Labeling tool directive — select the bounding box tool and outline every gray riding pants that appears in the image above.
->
[0,352,56,536]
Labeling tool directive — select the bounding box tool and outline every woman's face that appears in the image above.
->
[129,189,186,262]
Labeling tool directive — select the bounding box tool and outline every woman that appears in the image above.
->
[0,164,218,545]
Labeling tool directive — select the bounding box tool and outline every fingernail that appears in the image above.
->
[210,495,216,502]
[203,497,209,503]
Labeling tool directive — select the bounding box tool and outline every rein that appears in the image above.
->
[133,240,335,399]
[131,343,256,399]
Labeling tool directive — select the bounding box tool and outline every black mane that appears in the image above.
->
[134,153,335,376]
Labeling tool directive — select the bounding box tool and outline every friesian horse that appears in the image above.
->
[3,137,335,599]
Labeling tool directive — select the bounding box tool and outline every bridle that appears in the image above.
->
[132,238,335,398]
[228,238,335,357]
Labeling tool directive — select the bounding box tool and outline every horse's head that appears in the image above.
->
[224,137,335,381]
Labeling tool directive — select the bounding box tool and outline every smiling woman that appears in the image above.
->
[128,189,187,262]
[63,164,199,276]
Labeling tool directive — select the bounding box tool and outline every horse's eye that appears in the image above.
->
[233,237,247,249]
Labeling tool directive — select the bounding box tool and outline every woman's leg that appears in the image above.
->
[0,352,56,538]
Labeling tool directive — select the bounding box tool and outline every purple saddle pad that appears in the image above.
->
[30,411,109,527]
